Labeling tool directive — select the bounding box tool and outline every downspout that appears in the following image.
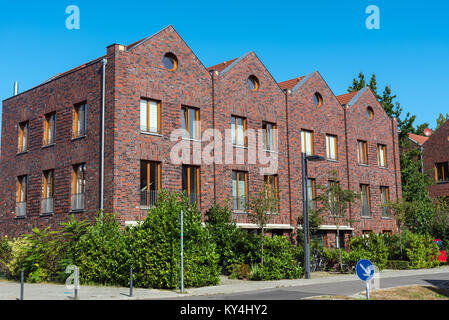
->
[391,118,399,199]
[211,71,216,204]
[343,105,352,230]
[285,90,293,232]
[100,58,107,212]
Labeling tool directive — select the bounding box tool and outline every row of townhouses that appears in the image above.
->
[0,26,402,247]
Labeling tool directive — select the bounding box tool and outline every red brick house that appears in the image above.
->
[0,26,401,246]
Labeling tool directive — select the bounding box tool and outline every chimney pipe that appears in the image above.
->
[13,82,19,96]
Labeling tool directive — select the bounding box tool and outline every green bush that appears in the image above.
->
[0,236,12,277]
[5,237,32,279]
[405,233,440,269]
[127,191,220,289]
[227,263,251,280]
[349,233,389,270]
[386,260,409,270]
[322,248,351,271]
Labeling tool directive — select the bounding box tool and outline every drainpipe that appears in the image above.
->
[13,82,19,96]
[100,58,107,212]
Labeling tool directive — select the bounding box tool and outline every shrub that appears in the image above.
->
[227,263,251,280]
[0,236,12,277]
[128,191,220,289]
[405,233,440,269]
[386,260,409,270]
[323,248,351,271]
[349,233,388,270]
[6,237,32,279]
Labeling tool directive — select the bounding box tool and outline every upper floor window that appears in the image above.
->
[360,184,371,217]
[18,121,29,153]
[263,122,277,151]
[140,98,161,134]
[326,134,338,160]
[367,107,374,120]
[247,75,259,91]
[377,144,387,168]
[42,170,55,215]
[73,103,86,139]
[72,164,86,211]
[301,130,314,156]
[182,165,200,207]
[357,140,368,165]
[16,175,27,217]
[181,106,200,140]
[140,161,161,207]
[313,93,323,108]
[43,112,56,146]
[435,162,449,183]
[232,171,248,211]
[380,186,391,218]
[163,53,178,71]
[264,175,279,212]
[307,178,316,211]
[328,180,340,214]
[231,116,247,147]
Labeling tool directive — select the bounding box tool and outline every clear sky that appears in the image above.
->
[1,0,448,136]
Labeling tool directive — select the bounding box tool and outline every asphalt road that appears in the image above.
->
[168,272,449,300]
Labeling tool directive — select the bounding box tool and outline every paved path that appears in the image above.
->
[1,266,449,300]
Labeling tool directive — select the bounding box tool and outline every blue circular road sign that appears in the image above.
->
[356,259,375,281]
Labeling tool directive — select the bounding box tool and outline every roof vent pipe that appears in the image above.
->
[13,82,19,96]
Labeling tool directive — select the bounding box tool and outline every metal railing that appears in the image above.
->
[41,197,54,214]
[71,193,85,211]
[232,196,247,211]
[140,190,158,207]
[16,202,27,217]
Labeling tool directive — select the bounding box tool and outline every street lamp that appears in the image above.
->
[302,153,325,279]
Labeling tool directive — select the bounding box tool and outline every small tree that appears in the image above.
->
[313,173,358,272]
[246,183,280,266]
[384,198,409,259]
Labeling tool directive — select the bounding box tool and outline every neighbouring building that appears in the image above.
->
[0,26,402,247]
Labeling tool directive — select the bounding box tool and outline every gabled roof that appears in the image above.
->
[278,76,306,91]
[207,58,238,72]
[408,133,429,146]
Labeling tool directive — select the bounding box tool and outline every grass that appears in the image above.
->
[308,285,449,300]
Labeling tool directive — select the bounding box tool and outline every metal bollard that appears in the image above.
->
[129,265,133,297]
[74,267,79,300]
[19,270,24,300]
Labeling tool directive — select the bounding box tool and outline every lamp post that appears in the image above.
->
[302,153,325,279]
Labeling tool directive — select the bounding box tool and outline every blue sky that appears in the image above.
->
[1,0,448,135]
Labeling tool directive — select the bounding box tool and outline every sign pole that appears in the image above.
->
[180,209,184,293]
[366,280,370,299]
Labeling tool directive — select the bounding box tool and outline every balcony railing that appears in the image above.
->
[71,193,85,211]
[16,201,27,217]
[140,190,158,207]
[41,197,54,214]
[232,196,247,211]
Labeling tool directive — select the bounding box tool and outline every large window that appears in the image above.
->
[232,171,248,210]
[377,144,387,168]
[73,103,86,138]
[360,184,371,217]
[43,112,56,146]
[182,165,200,206]
[42,170,54,214]
[181,106,200,140]
[16,175,27,217]
[357,140,368,165]
[326,134,337,160]
[140,161,161,207]
[264,175,279,212]
[307,178,316,211]
[72,164,85,211]
[301,130,314,156]
[18,121,29,153]
[328,180,340,215]
[380,186,390,218]
[263,122,277,151]
[435,162,449,183]
[231,116,247,147]
[140,98,160,134]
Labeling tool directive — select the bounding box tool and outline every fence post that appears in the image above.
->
[129,265,133,297]
[74,267,79,300]
[180,209,184,293]
[19,269,24,300]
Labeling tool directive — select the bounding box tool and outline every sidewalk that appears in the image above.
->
[1,266,449,300]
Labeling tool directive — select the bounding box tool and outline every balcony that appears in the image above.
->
[16,201,27,217]
[71,193,85,211]
[41,197,54,215]
[140,190,158,208]
[232,196,247,211]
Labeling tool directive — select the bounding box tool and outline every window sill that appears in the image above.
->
[140,131,162,137]
[42,143,55,149]
[232,209,247,214]
[381,217,392,220]
[14,215,26,220]
[263,149,279,154]
[358,163,369,167]
[436,181,449,185]
[71,135,86,141]
[40,213,53,217]
[378,166,388,169]
[361,215,372,219]
[181,137,202,143]
[233,145,248,150]
[327,159,338,162]
[70,209,85,214]
[16,151,28,156]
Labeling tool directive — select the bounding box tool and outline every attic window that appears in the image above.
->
[313,93,323,108]
[163,53,178,71]
[367,106,374,120]
[247,75,259,91]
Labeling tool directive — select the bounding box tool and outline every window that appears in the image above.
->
[18,121,29,153]
[140,99,161,134]
[383,230,392,236]
[182,165,200,206]
[16,175,27,217]
[362,230,371,237]
[301,130,314,156]
[380,186,391,218]
[313,93,323,108]
[312,231,327,248]
[326,135,337,160]
[357,140,368,165]
[264,175,279,212]
[140,161,160,207]
[360,184,371,217]
[377,144,387,167]
[232,171,248,210]
[435,162,449,183]
[263,122,277,151]
[307,178,316,211]
[72,164,86,211]
[43,112,56,146]
[367,107,374,120]
[73,103,86,138]
[231,116,247,147]
[42,170,54,214]
[328,180,340,215]
[163,53,178,71]
[181,106,200,140]
[247,75,259,91]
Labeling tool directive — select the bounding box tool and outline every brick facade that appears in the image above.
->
[0,26,402,246]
